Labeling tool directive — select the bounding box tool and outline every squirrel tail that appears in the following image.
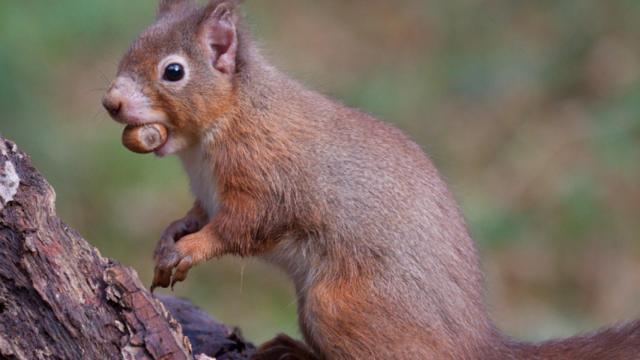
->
[508,320,640,359]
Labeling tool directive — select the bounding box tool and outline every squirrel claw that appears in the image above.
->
[151,264,173,291]
[169,274,179,291]
[170,257,193,289]
[152,254,193,291]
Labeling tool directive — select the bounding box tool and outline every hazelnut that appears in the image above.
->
[122,124,168,154]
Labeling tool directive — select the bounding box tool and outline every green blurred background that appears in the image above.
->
[1,0,639,344]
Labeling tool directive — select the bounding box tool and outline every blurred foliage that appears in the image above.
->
[1,0,639,344]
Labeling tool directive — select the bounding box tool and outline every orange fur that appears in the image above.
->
[104,1,640,359]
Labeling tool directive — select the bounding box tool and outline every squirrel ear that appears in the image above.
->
[198,1,240,75]
[158,0,193,19]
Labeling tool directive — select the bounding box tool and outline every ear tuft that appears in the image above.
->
[203,0,241,26]
[198,1,241,75]
[158,0,194,19]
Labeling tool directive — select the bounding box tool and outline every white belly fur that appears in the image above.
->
[179,135,219,219]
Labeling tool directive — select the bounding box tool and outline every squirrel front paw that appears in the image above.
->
[151,223,222,291]
[151,237,194,291]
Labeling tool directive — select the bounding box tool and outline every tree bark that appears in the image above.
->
[0,136,255,360]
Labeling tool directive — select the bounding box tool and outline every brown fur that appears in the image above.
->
[103,1,640,359]
[253,334,318,360]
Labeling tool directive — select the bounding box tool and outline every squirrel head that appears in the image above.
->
[102,0,243,156]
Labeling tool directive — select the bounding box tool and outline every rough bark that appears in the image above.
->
[0,136,254,360]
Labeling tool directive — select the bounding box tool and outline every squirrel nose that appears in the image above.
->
[102,95,122,117]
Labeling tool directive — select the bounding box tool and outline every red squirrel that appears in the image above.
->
[102,1,640,359]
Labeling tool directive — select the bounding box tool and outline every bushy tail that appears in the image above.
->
[509,320,640,360]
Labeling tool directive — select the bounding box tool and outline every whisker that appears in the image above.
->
[90,106,107,124]
[97,68,112,84]
[86,87,108,94]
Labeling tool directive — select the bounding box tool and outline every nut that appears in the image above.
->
[122,124,168,154]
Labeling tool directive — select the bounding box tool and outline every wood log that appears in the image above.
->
[0,136,255,360]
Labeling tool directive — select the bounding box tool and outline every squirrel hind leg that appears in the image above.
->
[252,334,320,360]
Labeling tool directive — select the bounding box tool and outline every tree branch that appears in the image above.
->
[0,136,254,360]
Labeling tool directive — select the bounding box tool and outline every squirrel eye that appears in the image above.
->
[163,63,185,82]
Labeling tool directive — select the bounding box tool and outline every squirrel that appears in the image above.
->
[102,1,640,359]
